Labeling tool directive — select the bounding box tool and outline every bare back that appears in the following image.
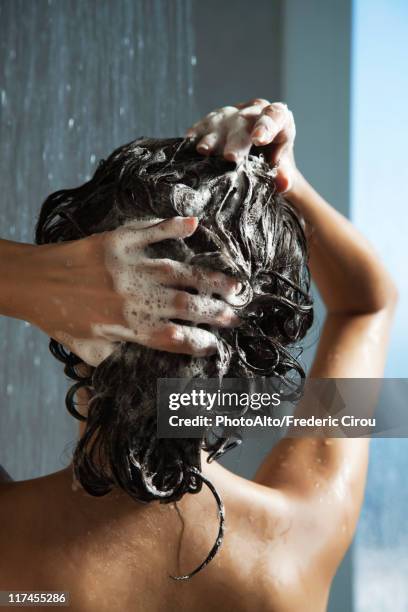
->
[0,457,338,612]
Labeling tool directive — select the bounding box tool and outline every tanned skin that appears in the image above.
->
[0,99,398,611]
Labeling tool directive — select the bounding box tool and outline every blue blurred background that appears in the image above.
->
[0,1,406,609]
[351,1,408,611]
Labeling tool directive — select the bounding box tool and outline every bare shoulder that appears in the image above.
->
[202,460,332,609]
[209,458,328,546]
[0,478,21,514]
[0,471,63,538]
[0,478,36,536]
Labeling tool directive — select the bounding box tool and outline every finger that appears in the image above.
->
[186,106,237,140]
[237,102,271,119]
[274,159,293,193]
[209,106,237,120]
[184,119,207,139]
[223,117,253,163]
[68,335,117,367]
[252,103,295,147]
[109,217,199,263]
[126,287,240,327]
[138,216,199,247]
[185,126,201,138]
[185,108,227,138]
[251,103,294,147]
[171,290,241,327]
[235,98,270,110]
[142,323,219,356]
[143,259,242,300]
[196,132,221,155]
[91,321,219,357]
[271,142,289,167]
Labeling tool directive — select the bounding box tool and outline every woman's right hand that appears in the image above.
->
[5,217,241,366]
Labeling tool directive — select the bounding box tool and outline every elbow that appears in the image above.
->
[339,282,399,317]
[380,277,399,313]
[363,274,399,315]
[389,285,399,309]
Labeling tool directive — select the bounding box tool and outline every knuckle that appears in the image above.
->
[112,226,131,244]
[198,134,214,147]
[133,255,149,270]
[208,270,225,287]
[263,106,276,118]
[164,324,182,343]
[190,267,206,287]
[156,220,170,232]
[251,97,269,106]
[271,101,288,110]
[247,98,259,105]
[204,132,218,142]
[219,105,238,117]
[265,101,288,116]
[236,109,252,122]
[158,258,175,276]
[173,291,189,313]
[223,273,240,291]
[220,305,233,321]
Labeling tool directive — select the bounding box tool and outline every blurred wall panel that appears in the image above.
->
[0,0,195,479]
[281,3,353,611]
[192,0,282,121]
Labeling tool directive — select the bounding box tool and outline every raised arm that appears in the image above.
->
[187,99,398,576]
[253,168,397,580]
[253,171,398,489]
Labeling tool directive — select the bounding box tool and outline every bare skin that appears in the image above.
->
[0,100,398,611]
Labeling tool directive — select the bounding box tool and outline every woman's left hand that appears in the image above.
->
[185,98,298,194]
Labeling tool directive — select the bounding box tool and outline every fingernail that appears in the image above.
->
[235,281,243,294]
[177,215,197,221]
[183,216,199,234]
[224,307,242,326]
[252,127,267,145]
[224,151,238,163]
[198,143,209,152]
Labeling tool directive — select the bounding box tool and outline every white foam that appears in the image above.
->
[56,218,242,366]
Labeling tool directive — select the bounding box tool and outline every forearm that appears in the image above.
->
[286,171,398,314]
[0,239,35,320]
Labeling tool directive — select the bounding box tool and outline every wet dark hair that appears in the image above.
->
[35,137,313,578]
